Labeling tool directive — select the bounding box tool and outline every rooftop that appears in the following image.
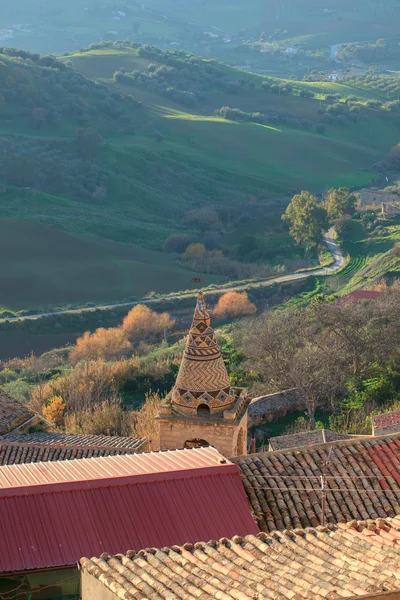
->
[81,516,400,600]
[372,409,400,436]
[268,428,360,451]
[232,433,400,532]
[0,432,147,466]
[342,290,383,303]
[0,447,258,573]
[0,389,36,434]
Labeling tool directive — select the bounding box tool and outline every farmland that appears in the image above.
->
[0,219,222,310]
[0,44,399,311]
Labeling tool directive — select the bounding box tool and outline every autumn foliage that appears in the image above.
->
[122,305,175,343]
[70,327,132,364]
[42,396,66,428]
[213,291,257,320]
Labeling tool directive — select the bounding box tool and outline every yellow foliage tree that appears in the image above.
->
[182,243,206,259]
[213,291,257,320]
[122,305,175,344]
[42,396,66,428]
[69,327,132,364]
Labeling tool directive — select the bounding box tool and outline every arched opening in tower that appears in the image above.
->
[197,403,211,416]
[184,439,210,449]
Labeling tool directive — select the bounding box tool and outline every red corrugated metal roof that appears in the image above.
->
[0,447,258,574]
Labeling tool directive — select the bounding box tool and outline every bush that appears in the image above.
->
[3,380,31,404]
[365,99,382,109]
[122,305,175,343]
[213,291,257,320]
[69,327,132,363]
[42,396,66,427]
[315,123,325,134]
[163,234,196,253]
[64,399,132,437]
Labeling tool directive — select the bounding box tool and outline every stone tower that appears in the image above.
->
[158,291,250,457]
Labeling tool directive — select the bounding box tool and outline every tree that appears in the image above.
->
[29,359,117,414]
[69,327,132,364]
[182,243,206,259]
[122,305,175,344]
[163,234,195,254]
[325,187,357,219]
[42,396,66,428]
[213,291,257,320]
[76,126,103,161]
[131,392,162,450]
[236,306,348,427]
[183,208,222,231]
[282,191,329,248]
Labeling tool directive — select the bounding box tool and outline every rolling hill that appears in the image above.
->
[0,44,399,310]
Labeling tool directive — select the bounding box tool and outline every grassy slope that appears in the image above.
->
[0,219,222,310]
[1,46,399,309]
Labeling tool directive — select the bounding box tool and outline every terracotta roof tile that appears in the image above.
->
[81,516,400,600]
[0,390,36,434]
[232,433,400,532]
[373,409,400,436]
[269,429,360,451]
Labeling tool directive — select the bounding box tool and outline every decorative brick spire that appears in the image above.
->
[171,291,235,414]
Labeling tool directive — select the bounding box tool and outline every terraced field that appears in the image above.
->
[336,255,367,281]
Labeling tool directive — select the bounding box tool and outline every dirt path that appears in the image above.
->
[1,229,345,324]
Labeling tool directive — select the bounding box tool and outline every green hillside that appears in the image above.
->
[0,44,399,309]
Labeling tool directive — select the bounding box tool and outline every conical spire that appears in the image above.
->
[171,291,235,414]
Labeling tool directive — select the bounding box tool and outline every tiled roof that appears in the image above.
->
[232,433,400,532]
[0,432,147,465]
[0,390,36,434]
[81,516,400,600]
[0,447,258,573]
[342,290,383,302]
[269,429,358,451]
[372,409,400,436]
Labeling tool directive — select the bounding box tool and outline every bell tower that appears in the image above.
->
[158,291,250,457]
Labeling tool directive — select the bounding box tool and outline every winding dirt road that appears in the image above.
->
[1,229,345,324]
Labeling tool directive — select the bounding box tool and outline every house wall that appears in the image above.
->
[82,571,117,600]
[159,411,248,457]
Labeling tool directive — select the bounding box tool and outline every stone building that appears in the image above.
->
[157,291,250,457]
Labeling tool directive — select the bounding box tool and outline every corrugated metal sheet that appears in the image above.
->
[0,447,258,573]
[0,446,228,489]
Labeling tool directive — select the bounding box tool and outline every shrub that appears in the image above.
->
[42,396,66,427]
[3,380,31,404]
[183,243,207,259]
[70,327,132,363]
[122,305,175,343]
[163,234,196,253]
[213,291,257,320]
[131,391,162,450]
[64,398,132,436]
